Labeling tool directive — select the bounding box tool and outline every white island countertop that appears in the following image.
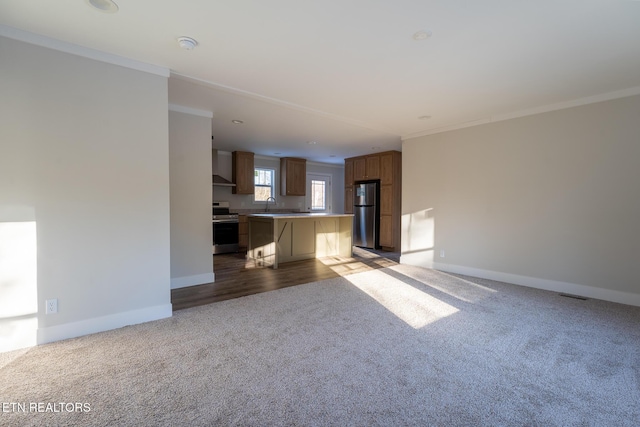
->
[248,212,353,219]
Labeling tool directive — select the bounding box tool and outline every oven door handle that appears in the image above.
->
[212,219,239,224]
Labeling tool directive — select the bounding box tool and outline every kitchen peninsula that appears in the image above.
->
[247,213,354,269]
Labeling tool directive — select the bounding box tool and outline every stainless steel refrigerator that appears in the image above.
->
[353,182,379,249]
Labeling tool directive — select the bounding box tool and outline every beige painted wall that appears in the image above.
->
[0,36,171,349]
[169,110,214,288]
[402,94,640,304]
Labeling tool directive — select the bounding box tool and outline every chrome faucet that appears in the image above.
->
[265,196,276,212]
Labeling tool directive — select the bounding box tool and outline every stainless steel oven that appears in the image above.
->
[213,201,239,254]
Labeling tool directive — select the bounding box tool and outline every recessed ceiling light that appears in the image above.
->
[86,0,119,13]
[418,115,432,120]
[412,30,432,41]
[231,120,244,124]
[177,37,198,50]
[307,141,317,145]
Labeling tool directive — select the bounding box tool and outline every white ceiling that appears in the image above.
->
[2,0,640,164]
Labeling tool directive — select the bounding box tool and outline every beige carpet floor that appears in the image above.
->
[1,264,640,426]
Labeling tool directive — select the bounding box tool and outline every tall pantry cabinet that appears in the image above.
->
[344,150,401,251]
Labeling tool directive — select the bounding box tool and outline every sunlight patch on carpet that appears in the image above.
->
[388,265,497,304]
[345,269,458,329]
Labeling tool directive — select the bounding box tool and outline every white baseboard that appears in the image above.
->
[36,304,173,345]
[399,253,434,269]
[399,257,640,307]
[170,272,215,289]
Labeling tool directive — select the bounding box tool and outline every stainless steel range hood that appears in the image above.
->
[212,149,236,187]
[213,174,235,187]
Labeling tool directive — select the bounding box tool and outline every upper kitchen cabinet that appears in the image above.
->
[345,151,399,186]
[232,151,254,194]
[365,155,380,180]
[280,157,306,196]
[353,154,380,181]
[353,157,365,181]
[344,158,354,185]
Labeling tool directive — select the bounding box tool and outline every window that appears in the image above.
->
[254,168,275,202]
[306,173,331,212]
[310,180,326,210]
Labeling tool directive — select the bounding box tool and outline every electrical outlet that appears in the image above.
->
[46,299,58,314]
[440,249,445,258]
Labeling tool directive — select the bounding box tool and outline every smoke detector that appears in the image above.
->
[86,0,119,13]
[412,30,432,41]
[177,37,198,50]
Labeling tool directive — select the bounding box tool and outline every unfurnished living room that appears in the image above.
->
[1,1,640,426]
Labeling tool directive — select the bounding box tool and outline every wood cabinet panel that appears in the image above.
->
[344,159,354,186]
[232,151,254,194]
[344,186,354,214]
[353,157,366,181]
[380,152,393,185]
[290,160,306,195]
[379,215,393,248]
[281,157,306,196]
[352,155,381,181]
[380,185,393,216]
[365,155,380,179]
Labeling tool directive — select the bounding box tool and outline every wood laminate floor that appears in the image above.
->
[171,247,400,311]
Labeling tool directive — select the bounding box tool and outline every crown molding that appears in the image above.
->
[169,104,213,119]
[0,25,170,78]
[402,86,640,141]
[170,72,399,137]
[492,86,640,123]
